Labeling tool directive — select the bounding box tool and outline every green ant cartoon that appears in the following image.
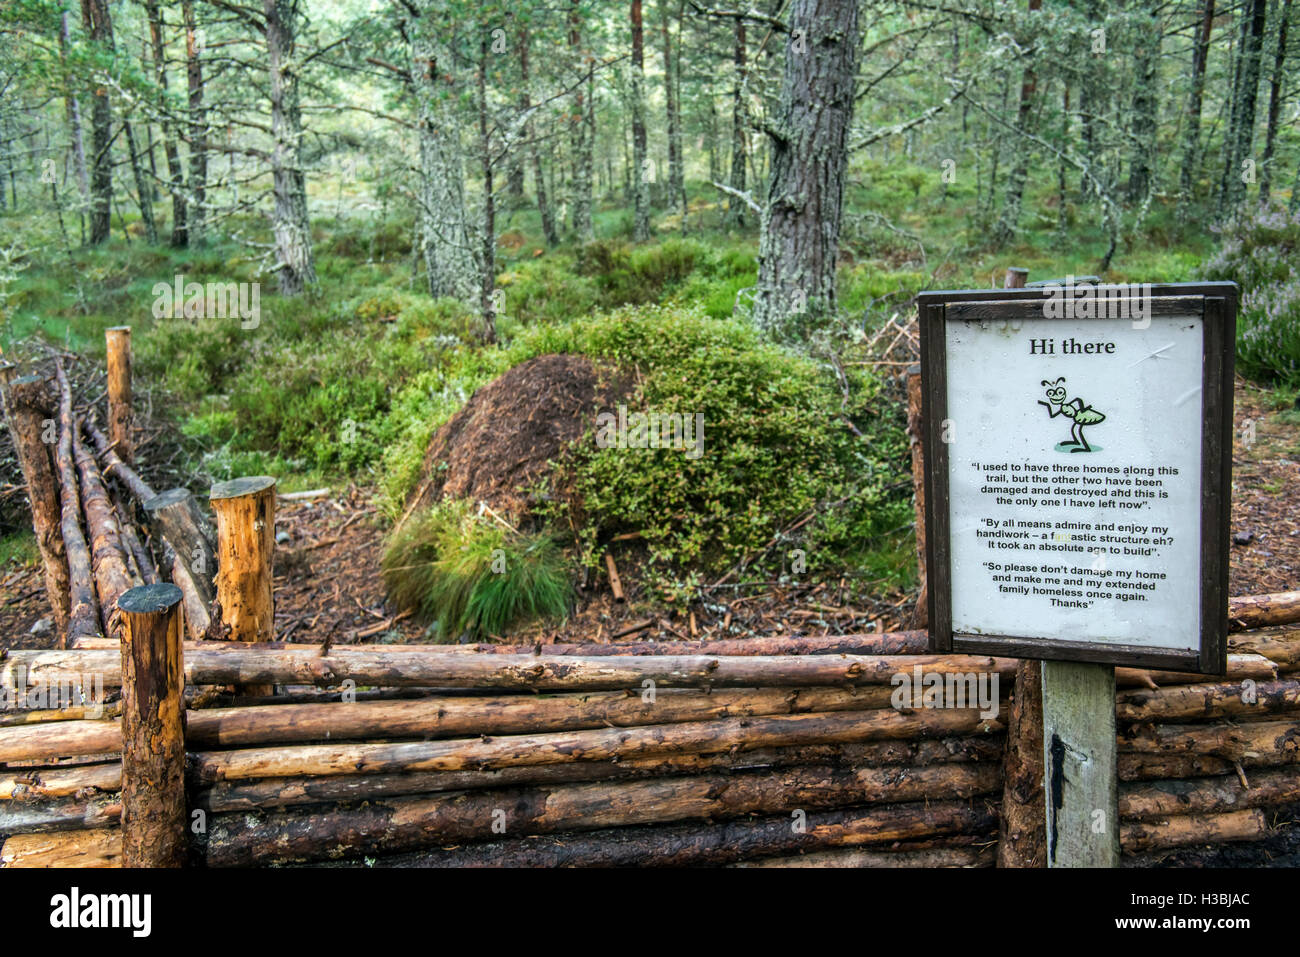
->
[1038,377,1106,453]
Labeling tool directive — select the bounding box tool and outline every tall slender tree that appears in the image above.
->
[264,0,317,294]
[751,0,860,333]
[630,0,651,240]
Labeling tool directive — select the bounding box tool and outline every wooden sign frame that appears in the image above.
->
[918,282,1236,674]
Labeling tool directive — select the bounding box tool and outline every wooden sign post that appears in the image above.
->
[918,281,1236,866]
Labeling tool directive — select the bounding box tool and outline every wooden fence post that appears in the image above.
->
[1041,660,1120,867]
[105,326,133,466]
[5,375,72,639]
[994,264,1049,867]
[118,582,187,867]
[210,477,277,694]
[906,363,927,629]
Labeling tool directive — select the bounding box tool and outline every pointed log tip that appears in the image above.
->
[142,487,196,511]
[118,582,184,615]
[210,476,277,501]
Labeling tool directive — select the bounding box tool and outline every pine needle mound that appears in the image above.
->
[381,500,572,641]
[400,353,631,525]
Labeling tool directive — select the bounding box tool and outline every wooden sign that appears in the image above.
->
[919,282,1237,674]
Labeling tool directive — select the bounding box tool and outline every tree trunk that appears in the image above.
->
[408,1,477,305]
[750,0,861,334]
[122,121,157,243]
[726,20,748,227]
[630,0,652,240]
[519,28,559,246]
[81,0,115,244]
[663,1,686,227]
[264,0,316,294]
[144,0,188,246]
[182,0,206,244]
[1259,0,1291,201]
[477,39,498,344]
[1124,6,1160,207]
[58,11,91,219]
[1221,0,1268,214]
[991,0,1043,246]
[1177,0,1216,219]
[569,0,595,242]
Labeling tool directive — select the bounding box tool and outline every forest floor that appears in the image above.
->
[3,376,1298,651]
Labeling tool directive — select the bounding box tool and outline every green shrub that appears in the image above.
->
[381,500,572,640]
[514,304,909,579]
[1200,207,1300,384]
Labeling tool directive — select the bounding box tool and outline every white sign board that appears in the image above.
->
[920,284,1235,672]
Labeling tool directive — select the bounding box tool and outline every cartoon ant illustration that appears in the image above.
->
[1038,377,1106,452]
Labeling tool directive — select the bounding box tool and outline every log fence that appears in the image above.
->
[1,334,1299,868]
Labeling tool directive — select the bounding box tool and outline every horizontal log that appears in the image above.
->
[1116,678,1300,723]
[416,631,932,657]
[1120,808,1271,854]
[734,844,996,868]
[0,827,122,868]
[0,685,996,765]
[190,708,1005,785]
[1119,748,1300,781]
[183,685,901,749]
[331,800,998,868]
[0,720,121,763]
[1120,769,1300,820]
[1120,718,1300,761]
[0,762,122,802]
[1115,654,1278,689]
[197,765,1002,866]
[198,736,1006,813]
[1230,630,1300,671]
[1228,592,1300,631]
[0,791,121,833]
[3,648,1016,691]
[0,702,121,727]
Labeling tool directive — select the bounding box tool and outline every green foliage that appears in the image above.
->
[1200,207,1300,385]
[514,304,909,581]
[381,500,572,640]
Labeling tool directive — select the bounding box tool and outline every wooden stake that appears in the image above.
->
[1041,660,1119,867]
[906,363,927,629]
[997,659,1046,867]
[210,477,276,695]
[105,326,133,466]
[6,375,71,638]
[209,477,276,642]
[604,552,625,602]
[1004,267,1028,289]
[117,583,187,867]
